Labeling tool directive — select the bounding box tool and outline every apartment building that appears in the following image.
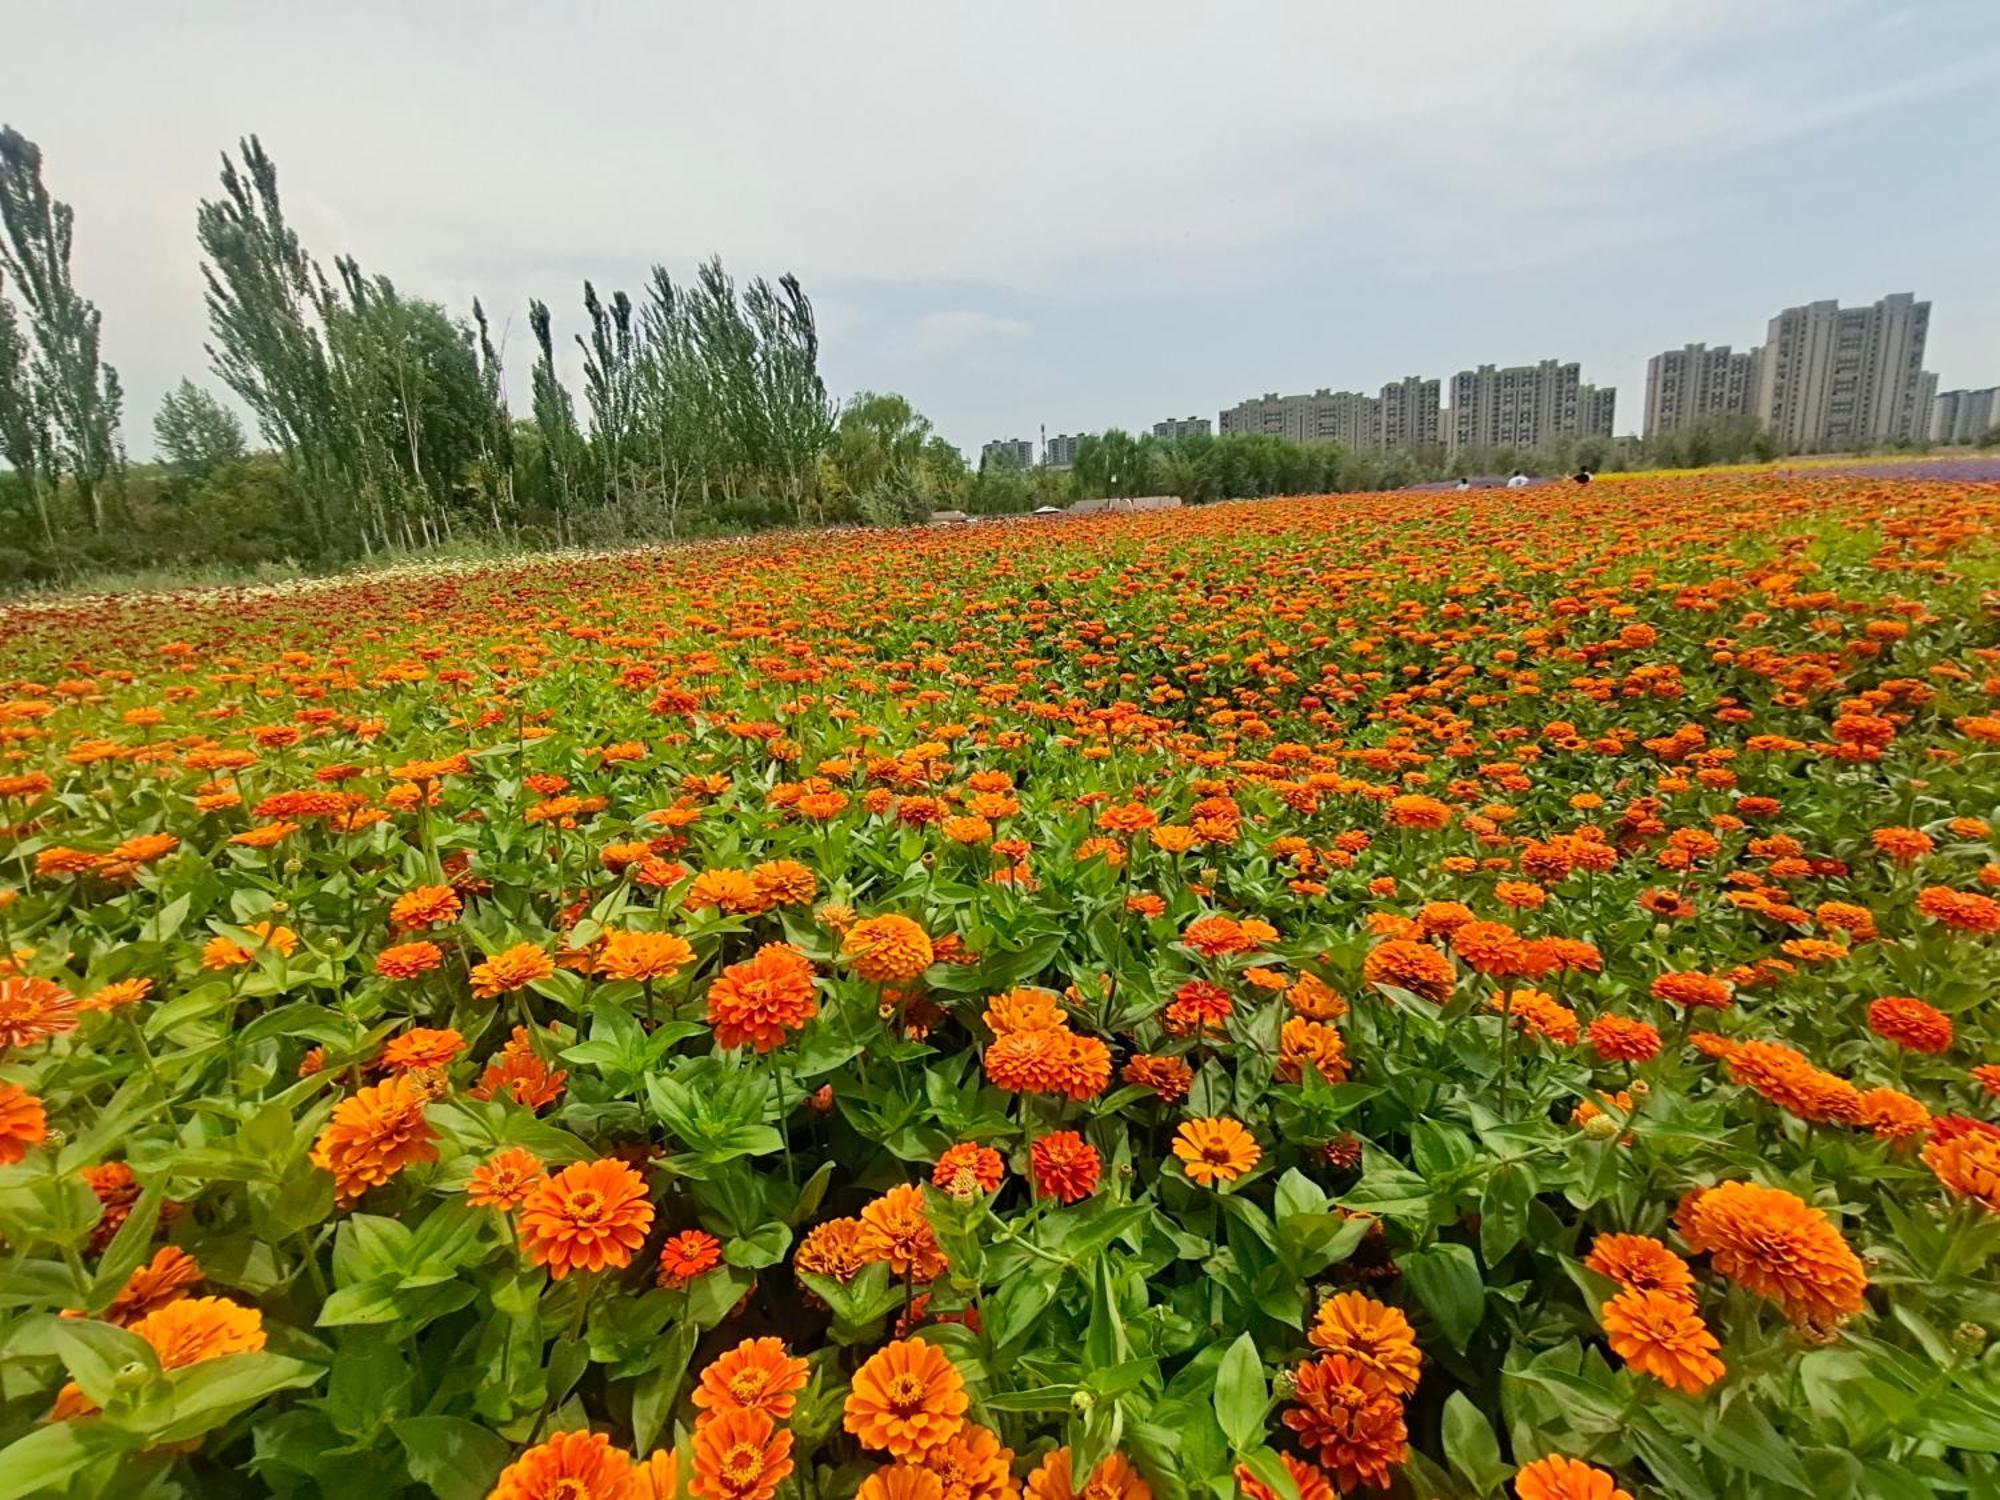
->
[1151,415,1212,440]
[1042,432,1083,468]
[1642,343,1760,437]
[1447,359,1613,453]
[1218,388,1380,447]
[1754,293,1931,449]
[1933,386,2000,444]
[980,437,1034,470]
[1377,375,1441,449]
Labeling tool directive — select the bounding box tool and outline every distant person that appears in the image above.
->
[1571,466,1593,485]
[1506,470,1530,489]
[1453,476,1471,491]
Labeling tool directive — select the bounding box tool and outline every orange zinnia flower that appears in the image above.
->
[0,976,79,1050]
[98,1245,202,1325]
[375,941,445,979]
[1283,1356,1408,1493]
[1307,1292,1423,1396]
[466,1147,549,1210]
[488,1429,637,1500]
[844,1338,969,1459]
[471,943,556,998]
[1513,1455,1633,1500]
[692,1336,810,1423]
[0,1082,48,1165]
[931,1143,1005,1197]
[1235,1455,1333,1500]
[1584,1233,1694,1300]
[841,915,934,983]
[309,1074,439,1205]
[1922,1117,2000,1212]
[1171,1117,1262,1186]
[1023,1448,1153,1500]
[1362,939,1454,1002]
[379,1026,464,1073]
[1029,1131,1101,1204]
[691,1407,793,1500]
[918,1423,1016,1500]
[858,1467,945,1500]
[599,929,696,983]
[1675,1180,1866,1327]
[795,1217,871,1284]
[857,1184,949,1281]
[706,943,818,1052]
[389,884,462,930]
[1866,995,1953,1054]
[517,1157,656,1279]
[1599,1287,1725,1393]
[658,1229,725,1288]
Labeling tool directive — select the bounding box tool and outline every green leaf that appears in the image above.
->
[1213,1332,1267,1452]
[147,1353,324,1443]
[51,1320,157,1410]
[1479,1162,1532,1266]
[1400,1242,1484,1352]
[1697,1394,1813,1491]
[0,1420,135,1500]
[1235,1448,1301,1500]
[394,1416,513,1500]
[1440,1391,1508,1496]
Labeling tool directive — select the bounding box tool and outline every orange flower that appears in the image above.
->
[844,1338,969,1459]
[932,1143,1005,1196]
[1029,1130,1100,1204]
[1585,1016,1660,1063]
[858,1467,945,1500]
[842,915,934,983]
[1915,885,2000,935]
[1279,1017,1349,1084]
[1282,1356,1408,1493]
[1362,939,1454,1002]
[1121,1053,1193,1103]
[1023,1449,1152,1500]
[78,977,153,1011]
[1649,971,1732,1010]
[658,1229,726,1288]
[1675,1180,1866,1327]
[472,1026,569,1111]
[54,1296,265,1419]
[751,859,817,907]
[857,1185,949,1281]
[466,1147,549,1210]
[796,1217,871,1285]
[390,884,462,930]
[471,943,556,998]
[918,1424,1016,1500]
[599,929,696,983]
[488,1429,637,1500]
[1171,1117,1262,1186]
[690,1408,793,1500]
[0,976,79,1050]
[99,1245,202,1324]
[1513,1456,1633,1500]
[1922,1117,2000,1212]
[1235,1455,1333,1500]
[309,1074,439,1205]
[985,987,1067,1034]
[1866,995,1953,1054]
[517,1158,656,1279]
[687,868,769,916]
[636,1450,681,1500]
[1583,1233,1694,1300]
[375,941,445,979]
[0,1081,48,1165]
[1306,1292,1422,1396]
[692,1336,810,1423]
[1599,1287,1725,1393]
[706,944,818,1052]
[380,1026,465,1073]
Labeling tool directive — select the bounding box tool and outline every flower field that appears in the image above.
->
[3,473,2000,1500]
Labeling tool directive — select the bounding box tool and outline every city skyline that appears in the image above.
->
[6,4,1997,463]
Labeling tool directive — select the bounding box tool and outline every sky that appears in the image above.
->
[7,0,2000,459]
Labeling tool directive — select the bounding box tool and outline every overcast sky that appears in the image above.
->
[8,0,1999,457]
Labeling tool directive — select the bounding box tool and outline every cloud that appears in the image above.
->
[913,311,1030,357]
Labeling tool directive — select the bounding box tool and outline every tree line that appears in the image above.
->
[5,125,1979,591]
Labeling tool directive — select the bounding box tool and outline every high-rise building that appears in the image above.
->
[1218,389,1380,447]
[1448,359,1611,453]
[1377,376,1441,449]
[1642,343,1760,437]
[1579,384,1617,440]
[1043,433,1083,468]
[1754,293,1931,450]
[1933,386,2000,444]
[1152,416,1211,440]
[980,438,1033,470]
